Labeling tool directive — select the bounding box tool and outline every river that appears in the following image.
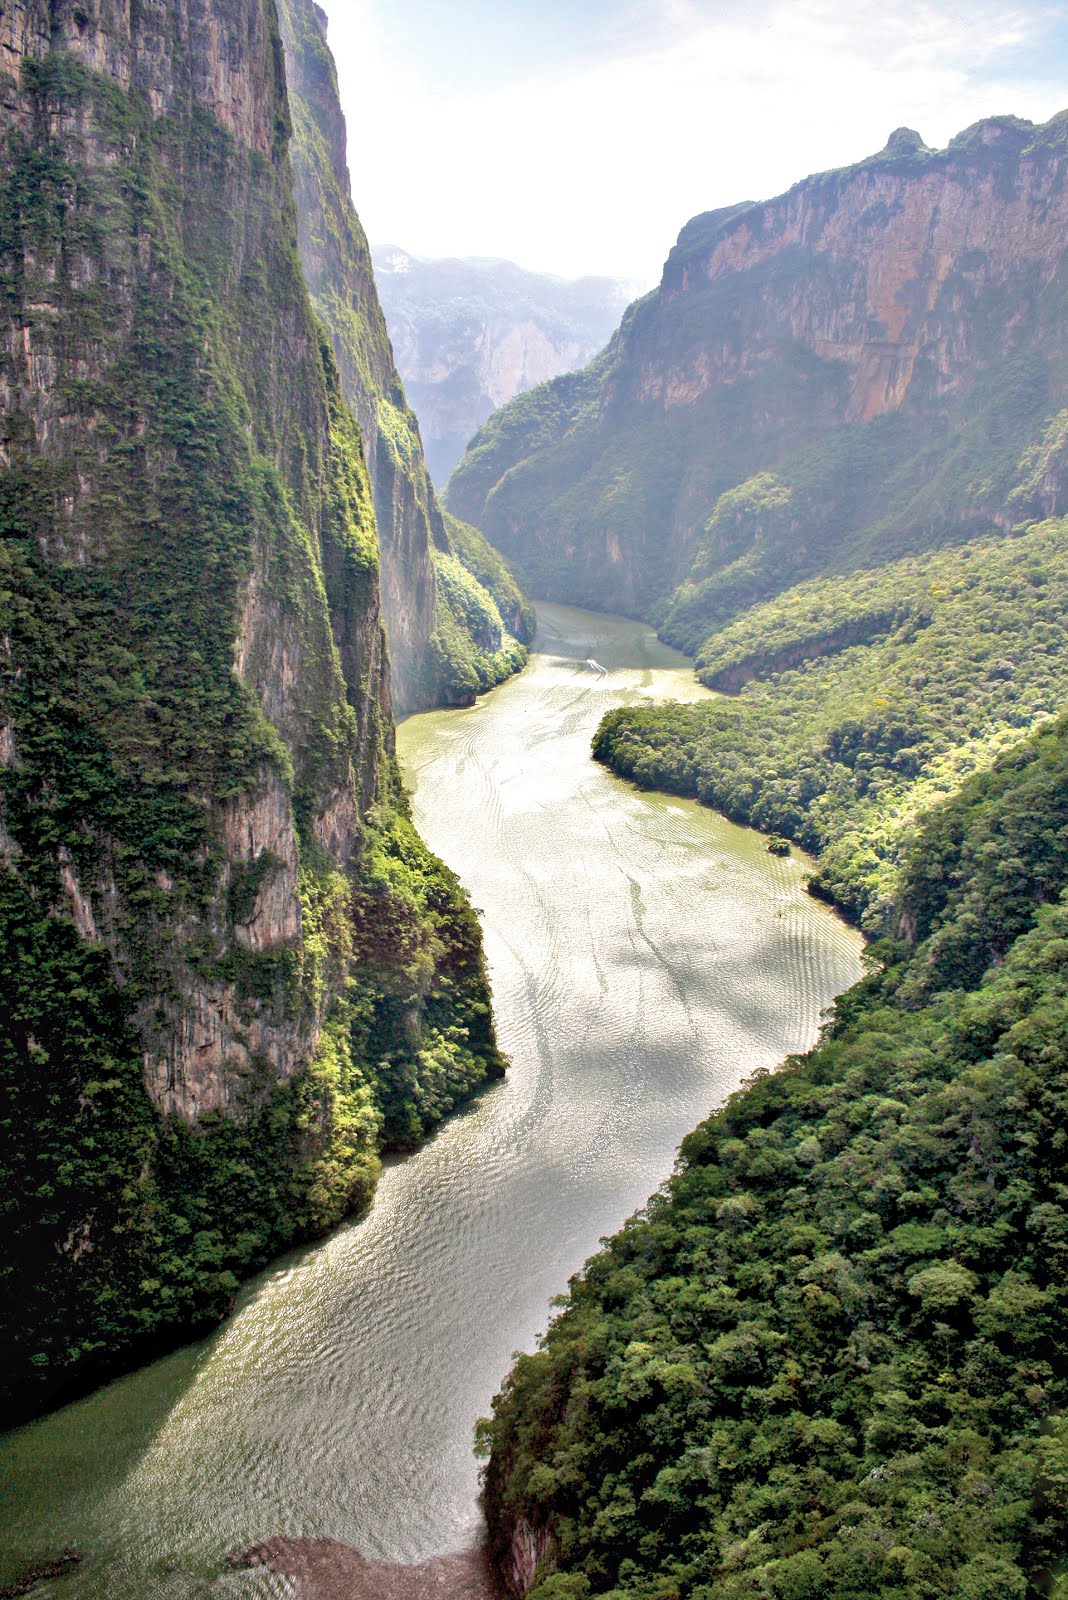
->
[0,605,863,1598]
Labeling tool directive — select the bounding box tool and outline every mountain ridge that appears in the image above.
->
[449,111,1068,639]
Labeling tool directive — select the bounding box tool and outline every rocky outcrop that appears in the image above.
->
[374,247,636,485]
[449,113,1068,640]
[234,1538,502,1599]
[652,118,1068,424]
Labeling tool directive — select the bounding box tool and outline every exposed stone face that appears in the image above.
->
[450,113,1068,624]
[650,118,1068,425]
[57,846,99,942]
[0,0,283,153]
[0,0,387,1121]
[221,767,302,952]
[277,0,442,712]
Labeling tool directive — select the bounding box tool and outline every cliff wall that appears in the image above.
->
[0,0,503,1419]
[449,115,1068,642]
[276,0,532,710]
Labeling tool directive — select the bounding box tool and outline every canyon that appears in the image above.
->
[2,4,1068,1597]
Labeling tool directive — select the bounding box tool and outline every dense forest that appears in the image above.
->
[594,518,1068,924]
[481,713,1068,1600]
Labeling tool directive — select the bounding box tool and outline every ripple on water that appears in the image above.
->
[0,604,864,1594]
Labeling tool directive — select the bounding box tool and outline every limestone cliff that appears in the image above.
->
[449,114,1068,646]
[276,0,532,711]
[0,0,504,1420]
[373,246,636,486]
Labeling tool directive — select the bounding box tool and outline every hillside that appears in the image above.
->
[373,246,636,486]
[277,0,533,710]
[481,713,1068,1600]
[0,0,504,1421]
[470,110,1068,1600]
[594,517,1068,925]
[449,115,1068,639]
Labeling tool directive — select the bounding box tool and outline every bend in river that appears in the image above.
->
[0,605,864,1598]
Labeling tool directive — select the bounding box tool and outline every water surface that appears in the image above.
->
[0,605,863,1597]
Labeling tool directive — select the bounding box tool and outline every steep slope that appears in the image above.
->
[449,116,1068,635]
[0,0,504,1422]
[482,713,1068,1600]
[373,245,636,486]
[276,0,532,709]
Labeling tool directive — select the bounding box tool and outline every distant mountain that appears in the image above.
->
[448,115,1068,641]
[372,247,638,485]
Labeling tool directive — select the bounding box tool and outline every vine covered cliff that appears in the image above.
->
[0,0,504,1421]
[449,114,1068,644]
[276,0,533,710]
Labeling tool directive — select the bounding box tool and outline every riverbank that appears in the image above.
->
[0,605,862,1596]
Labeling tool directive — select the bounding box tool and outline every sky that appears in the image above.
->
[320,0,1068,288]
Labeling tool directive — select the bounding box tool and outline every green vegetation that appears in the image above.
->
[421,514,534,705]
[594,519,1068,925]
[0,798,503,1420]
[444,512,537,642]
[481,715,1068,1600]
[426,548,529,705]
[0,19,504,1422]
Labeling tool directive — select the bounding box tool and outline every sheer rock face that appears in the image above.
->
[0,0,283,152]
[650,118,1068,424]
[449,113,1068,622]
[0,0,388,1119]
[0,0,509,1423]
[277,0,441,712]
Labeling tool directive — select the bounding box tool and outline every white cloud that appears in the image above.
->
[321,0,1067,283]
